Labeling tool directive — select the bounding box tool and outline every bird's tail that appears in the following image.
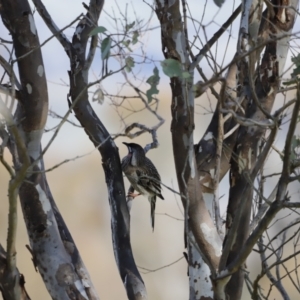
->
[150,196,156,231]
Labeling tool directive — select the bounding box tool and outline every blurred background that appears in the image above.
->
[0,0,300,299]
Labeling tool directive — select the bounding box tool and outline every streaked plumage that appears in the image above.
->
[121,142,164,230]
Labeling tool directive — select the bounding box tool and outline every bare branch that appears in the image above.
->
[213,80,226,236]
[189,4,242,70]
[138,256,184,274]
[31,0,72,51]
[0,55,22,90]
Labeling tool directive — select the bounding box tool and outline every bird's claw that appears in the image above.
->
[127,192,140,199]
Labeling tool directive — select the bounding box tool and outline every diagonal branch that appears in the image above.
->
[32,0,72,52]
[36,0,147,298]
[0,55,22,90]
[189,4,242,70]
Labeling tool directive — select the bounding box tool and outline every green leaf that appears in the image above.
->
[89,26,107,36]
[132,31,139,45]
[92,88,105,104]
[123,40,130,47]
[282,80,298,86]
[101,37,112,60]
[125,56,135,72]
[291,66,300,78]
[213,0,225,7]
[122,39,132,51]
[146,67,160,103]
[125,21,135,31]
[182,71,191,79]
[291,135,300,161]
[161,58,182,78]
[291,54,300,78]
[160,58,191,79]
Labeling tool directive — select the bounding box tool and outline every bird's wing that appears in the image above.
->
[136,158,163,198]
[121,155,130,171]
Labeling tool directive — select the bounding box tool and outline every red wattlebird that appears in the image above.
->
[121,142,164,230]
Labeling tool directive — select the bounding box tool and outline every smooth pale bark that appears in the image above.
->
[155,2,222,299]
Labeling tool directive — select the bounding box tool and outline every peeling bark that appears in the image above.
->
[155,1,222,299]
[32,0,146,298]
[0,0,99,298]
[155,0,298,299]
[222,0,298,298]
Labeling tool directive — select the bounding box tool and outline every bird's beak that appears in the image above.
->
[123,142,132,154]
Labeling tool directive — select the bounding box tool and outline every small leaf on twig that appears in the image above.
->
[101,37,112,60]
[193,81,208,98]
[89,26,107,36]
[92,88,104,104]
[125,56,135,72]
[132,31,139,45]
[125,21,135,31]
[291,136,300,161]
[146,67,160,103]
[122,39,133,51]
[284,54,300,85]
[291,54,300,78]
[213,0,226,7]
[161,58,191,79]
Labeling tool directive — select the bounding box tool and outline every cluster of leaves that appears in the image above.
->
[145,59,191,103]
[291,54,300,78]
[90,25,192,104]
[89,26,110,60]
[283,53,300,86]
[89,22,138,73]
[287,54,300,170]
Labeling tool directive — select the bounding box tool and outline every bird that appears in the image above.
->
[121,142,164,230]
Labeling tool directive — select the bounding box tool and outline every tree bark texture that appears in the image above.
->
[155,0,299,299]
[224,0,298,298]
[0,245,30,300]
[32,0,147,298]
[155,1,223,299]
[0,0,99,299]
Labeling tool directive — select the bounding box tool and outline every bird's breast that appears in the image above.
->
[123,168,151,196]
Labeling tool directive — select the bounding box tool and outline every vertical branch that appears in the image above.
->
[1,0,100,298]
[33,0,147,298]
[0,96,31,300]
[155,1,222,299]
[221,0,298,297]
[213,81,226,236]
[0,245,30,300]
[221,1,295,298]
